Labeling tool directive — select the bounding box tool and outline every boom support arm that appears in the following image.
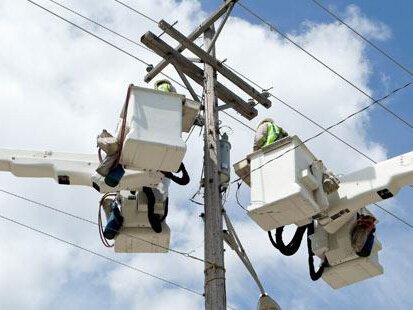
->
[0,149,163,193]
[320,150,413,233]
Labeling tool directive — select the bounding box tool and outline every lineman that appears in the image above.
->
[154,79,177,93]
[253,118,288,151]
[143,80,190,233]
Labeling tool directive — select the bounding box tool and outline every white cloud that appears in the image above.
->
[0,0,411,309]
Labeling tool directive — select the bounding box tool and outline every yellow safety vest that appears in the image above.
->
[156,82,172,93]
[264,123,281,146]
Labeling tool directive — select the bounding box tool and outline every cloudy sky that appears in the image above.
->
[1,0,413,309]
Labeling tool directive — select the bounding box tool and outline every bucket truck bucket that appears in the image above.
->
[182,99,201,133]
[120,86,187,173]
[311,211,383,289]
[114,191,170,253]
[235,136,330,231]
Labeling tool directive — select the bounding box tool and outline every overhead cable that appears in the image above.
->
[0,213,204,297]
[310,0,413,77]
[237,1,413,131]
[23,0,413,232]
[25,0,188,91]
[47,0,153,53]
[0,188,214,266]
[233,81,412,183]
[112,0,158,24]
[38,0,397,167]
[373,203,413,230]
[26,0,149,65]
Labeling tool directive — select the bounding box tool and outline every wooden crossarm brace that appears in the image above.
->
[158,20,272,108]
[144,0,239,83]
[141,31,258,120]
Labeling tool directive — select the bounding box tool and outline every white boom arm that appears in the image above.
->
[0,149,163,193]
[234,136,413,232]
[319,150,413,233]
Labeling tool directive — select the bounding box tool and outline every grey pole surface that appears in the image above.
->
[203,25,227,310]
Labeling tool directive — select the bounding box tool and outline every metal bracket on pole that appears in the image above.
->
[217,104,232,111]
[158,20,272,108]
[144,0,240,83]
[187,57,202,63]
[141,32,258,120]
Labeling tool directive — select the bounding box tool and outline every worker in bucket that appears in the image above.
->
[154,79,177,93]
[351,214,377,257]
[253,118,288,151]
[140,80,190,233]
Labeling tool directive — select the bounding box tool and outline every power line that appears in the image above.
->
[373,203,413,230]
[310,0,413,77]
[223,63,410,166]
[112,0,158,24]
[0,188,214,267]
[42,0,257,137]
[47,0,153,53]
[0,213,204,297]
[25,0,189,91]
[233,81,412,183]
[222,110,255,132]
[237,2,413,131]
[26,0,149,65]
[22,0,413,236]
[37,0,397,168]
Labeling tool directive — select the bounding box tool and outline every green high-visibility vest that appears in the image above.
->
[264,123,281,147]
[157,83,171,93]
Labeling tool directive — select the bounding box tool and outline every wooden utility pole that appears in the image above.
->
[203,26,226,310]
[141,2,273,308]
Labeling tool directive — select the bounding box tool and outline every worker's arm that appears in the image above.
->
[253,123,269,151]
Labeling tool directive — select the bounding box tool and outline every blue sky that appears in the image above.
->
[0,0,413,309]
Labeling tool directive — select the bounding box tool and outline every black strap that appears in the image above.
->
[162,163,190,185]
[306,222,326,281]
[143,187,168,233]
[268,225,307,256]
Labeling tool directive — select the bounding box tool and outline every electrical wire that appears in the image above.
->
[373,203,413,230]
[310,0,413,77]
[112,0,158,24]
[235,182,247,211]
[24,0,413,236]
[69,0,412,166]
[237,1,413,131]
[26,0,148,64]
[185,125,196,143]
[46,0,153,53]
[25,0,189,92]
[31,0,399,172]
[232,81,412,183]
[0,213,204,297]
[0,188,215,267]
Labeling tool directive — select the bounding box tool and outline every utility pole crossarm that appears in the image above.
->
[141,31,258,120]
[158,20,272,108]
[144,0,240,83]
